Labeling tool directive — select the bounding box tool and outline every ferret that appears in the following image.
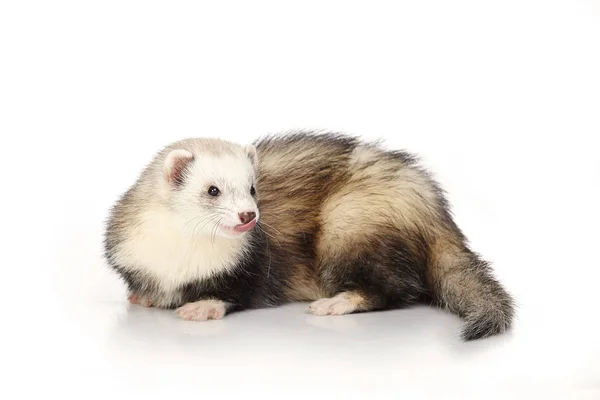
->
[104,131,514,340]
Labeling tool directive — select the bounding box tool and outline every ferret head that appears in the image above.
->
[160,139,260,239]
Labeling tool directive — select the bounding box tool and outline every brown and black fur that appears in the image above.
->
[105,131,514,340]
[253,132,514,340]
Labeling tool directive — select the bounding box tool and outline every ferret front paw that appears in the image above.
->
[128,293,153,307]
[176,300,227,321]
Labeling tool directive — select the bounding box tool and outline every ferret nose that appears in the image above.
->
[238,211,256,225]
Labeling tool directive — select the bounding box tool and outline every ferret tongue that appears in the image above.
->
[233,219,256,232]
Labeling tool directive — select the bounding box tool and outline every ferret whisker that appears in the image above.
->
[192,214,222,236]
[189,215,211,236]
[183,214,213,230]
[210,217,222,247]
[257,220,283,237]
[256,224,282,248]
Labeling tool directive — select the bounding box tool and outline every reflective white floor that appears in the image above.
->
[20,210,600,399]
[25,279,600,399]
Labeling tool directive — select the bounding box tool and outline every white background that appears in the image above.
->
[1,1,599,399]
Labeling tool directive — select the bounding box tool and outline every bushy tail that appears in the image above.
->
[430,244,515,341]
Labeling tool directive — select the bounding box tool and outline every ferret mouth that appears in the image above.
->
[233,219,256,232]
[220,219,257,235]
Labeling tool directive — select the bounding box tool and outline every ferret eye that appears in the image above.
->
[207,186,220,197]
[250,185,256,196]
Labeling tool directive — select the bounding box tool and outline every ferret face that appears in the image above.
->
[164,145,259,239]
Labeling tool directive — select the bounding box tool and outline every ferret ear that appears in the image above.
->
[164,149,194,186]
[245,145,258,168]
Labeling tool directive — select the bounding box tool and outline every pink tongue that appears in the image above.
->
[234,219,256,232]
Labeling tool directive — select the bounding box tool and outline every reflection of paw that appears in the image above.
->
[128,294,153,307]
[176,300,227,321]
[308,292,364,316]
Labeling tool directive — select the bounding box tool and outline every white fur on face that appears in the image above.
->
[171,152,259,238]
[112,204,251,292]
[111,147,259,292]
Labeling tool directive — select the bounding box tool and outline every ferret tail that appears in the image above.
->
[429,242,515,341]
